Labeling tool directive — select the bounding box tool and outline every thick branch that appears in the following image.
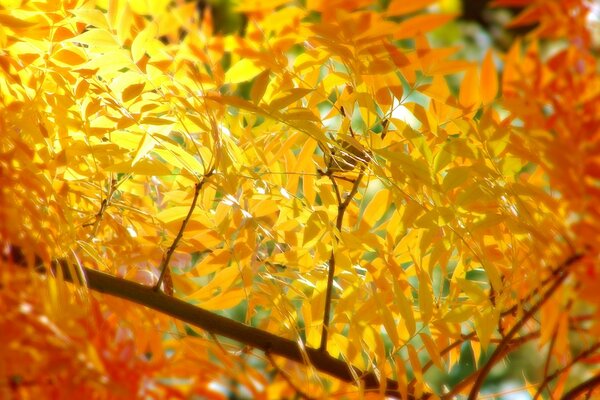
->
[562,374,600,399]
[8,249,417,400]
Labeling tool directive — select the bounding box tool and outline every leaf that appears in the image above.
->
[481,51,498,104]
[225,58,263,84]
[105,158,173,175]
[53,48,87,66]
[443,304,473,323]
[131,133,155,166]
[442,167,470,191]
[198,288,246,310]
[473,308,498,350]
[374,287,400,345]
[459,66,481,110]
[396,288,416,336]
[456,278,487,303]
[363,189,390,227]
[303,210,328,248]
[393,14,456,40]
[69,28,119,49]
[70,8,110,29]
[131,22,158,63]
[418,271,434,325]
[419,333,443,370]
[386,0,438,16]
[155,139,205,177]
[189,266,240,300]
[407,344,424,397]
[122,82,145,102]
[269,88,313,110]
[0,12,36,29]
[250,69,271,104]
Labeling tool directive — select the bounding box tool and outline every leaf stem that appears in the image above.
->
[154,173,211,294]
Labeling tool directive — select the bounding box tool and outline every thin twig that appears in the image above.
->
[562,373,600,400]
[533,341,600,399]
[539,326,559,399]
[319,167,364,352]
[464,253,582,400]
[155,174,211,293]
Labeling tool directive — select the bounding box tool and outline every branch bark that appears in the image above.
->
[562,373,600,399]
[7,248,417,400]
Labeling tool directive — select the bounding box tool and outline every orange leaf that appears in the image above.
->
[387,0,438,16]
[481,51,498,104]
[393,14,456,40]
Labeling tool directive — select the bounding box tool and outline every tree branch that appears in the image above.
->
[465,253,582,400]
[155,173,211,294]
[534,341,600,399]
[561,373,600,400]
[320,167,364,352]
[7,247,417,400]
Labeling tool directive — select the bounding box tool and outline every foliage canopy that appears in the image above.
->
[1,0,600,398]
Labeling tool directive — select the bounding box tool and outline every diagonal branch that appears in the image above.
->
[561,373,600,400]
[320,167,364,352]
[464,253,582,400]
[6,247,419,400]
[155,173,212,294]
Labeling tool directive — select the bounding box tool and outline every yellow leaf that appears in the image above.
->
[250,69,271,104]
[199,288,246,310]
[303,210,328,248]
[79,49,135,74]
[106,159,173,175]
[129,0,171,15]
[69,28,119,49]
[131,22,158,63]
[0,12,36,29]
[481,50,498,104]
[419,332,443,370]
[154,140,205,177]
[375,288,400,345]
[419,271,434,324]
[269,88,313,110]
[189,266,240,300]
[395,355,409,400]
[456,278,487,303]
[156,206,209,227]
[396,286,416,336]
[442,167,470,191]
[70,7,110,30]
[482,262,502,292]
[131,132,155,166]
[363,189,390,227]
[407,344,423,398]
[443,304,473,323]
[225,58,263,84]
[122,82,145,102]
[473,308,498,350]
